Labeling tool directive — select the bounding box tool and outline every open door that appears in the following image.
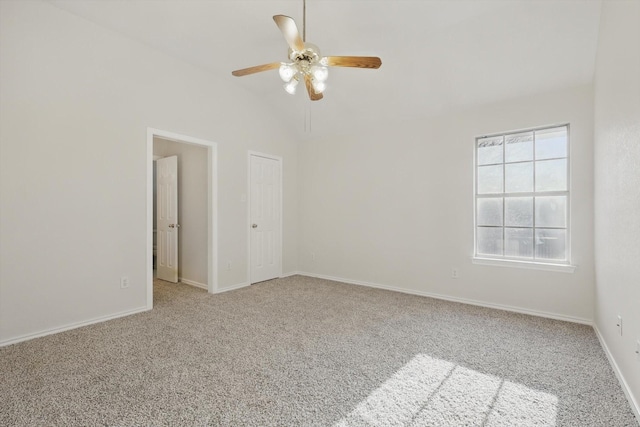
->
[250,154,282,283]
[156,155,179,283]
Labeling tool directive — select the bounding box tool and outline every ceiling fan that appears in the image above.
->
[231,0,382,101]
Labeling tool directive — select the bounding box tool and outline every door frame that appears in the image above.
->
[146,128,218,309]
[247,151,283,284]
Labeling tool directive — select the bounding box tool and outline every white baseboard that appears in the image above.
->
[0,306,150,348]
[214,281,250,294]
[179,277,207,290]
[214,273,301,294]
[280,271,302,278]
[593,325,640,423]
[297,271,593,325]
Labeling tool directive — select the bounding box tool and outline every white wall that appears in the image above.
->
[299,84,595,322]
[593,0,640,416]
[154,138,208,287]
[0,1,298,344]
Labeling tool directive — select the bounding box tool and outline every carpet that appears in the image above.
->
[1,275,637,426]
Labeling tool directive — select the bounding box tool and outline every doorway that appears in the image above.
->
[248,152,283,284]
[147,128,218,309]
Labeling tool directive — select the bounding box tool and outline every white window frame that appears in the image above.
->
[472,124,576,273]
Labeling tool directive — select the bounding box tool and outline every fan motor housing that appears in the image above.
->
[289,43,321,67]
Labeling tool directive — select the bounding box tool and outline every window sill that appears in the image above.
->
[472,257,577,273]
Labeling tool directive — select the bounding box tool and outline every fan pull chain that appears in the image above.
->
[303,0,306,42]
[304,108,311,133]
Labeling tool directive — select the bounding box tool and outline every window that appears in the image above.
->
[474,125,570,266]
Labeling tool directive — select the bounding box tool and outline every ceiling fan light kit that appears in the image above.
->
[278,45,329,96]
[231,1,381,101]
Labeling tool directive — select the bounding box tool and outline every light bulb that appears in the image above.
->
[311,78,326,94]
[310,65,328,82]
[279,63,296,82]
[284,78,298,95]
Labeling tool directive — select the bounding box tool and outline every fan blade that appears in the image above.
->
[304,75,323,101]
[321,56,382,69]
[231,62,281,77]
[273,15,304,52]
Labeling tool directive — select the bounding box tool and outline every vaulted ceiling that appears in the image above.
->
[48,0,602,139]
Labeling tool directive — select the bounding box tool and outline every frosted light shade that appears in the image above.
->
[284,78,298,95]
[311,65,328,82]
[311,79,326,93]
[279,63,296,82]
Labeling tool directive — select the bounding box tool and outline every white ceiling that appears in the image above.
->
[47,0,602,140]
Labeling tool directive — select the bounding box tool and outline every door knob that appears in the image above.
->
[252,224,257,228]
[169,224,180,228]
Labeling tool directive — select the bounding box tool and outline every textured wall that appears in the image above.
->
[0,1,298,343]
[299,85,595,322]
[593,0,640,416]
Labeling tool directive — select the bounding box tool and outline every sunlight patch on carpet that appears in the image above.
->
[335,354,558,426]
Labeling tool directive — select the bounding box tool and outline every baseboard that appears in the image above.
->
[214,281,250,294]
[297,272,593,325]
[280,271,301,278]
[0,306,150,348]
[179,277,207,290]
[214,273,301,293]
[593,325,640,423]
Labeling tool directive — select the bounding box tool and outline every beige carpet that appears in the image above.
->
[1,275,637,426]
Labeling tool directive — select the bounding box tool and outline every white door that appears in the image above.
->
[250,154,281,283]
[157,156,179,283]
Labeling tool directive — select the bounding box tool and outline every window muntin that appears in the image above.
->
[475,125,569,264]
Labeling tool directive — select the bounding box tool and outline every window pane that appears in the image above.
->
[478,165,503,194]
[474,125,570,265]
[535,229,566,260]
[505,228,533,258]
[505,162,533,193]
[535,127,567,160]
[505,197,533,227]
[505,132,533,163]
[536,196,567,228]
[477,136,503,165]
[535,159,567,192]
[477,198,503,226]
[477,227,503,256]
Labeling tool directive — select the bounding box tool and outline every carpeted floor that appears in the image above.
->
[1,275,637,426]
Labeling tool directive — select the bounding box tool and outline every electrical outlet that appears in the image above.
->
[120,276,130,289]
[616,315,622,336]
[227,261,232,271]
[451,268,459,279]
[311,252,316,262]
